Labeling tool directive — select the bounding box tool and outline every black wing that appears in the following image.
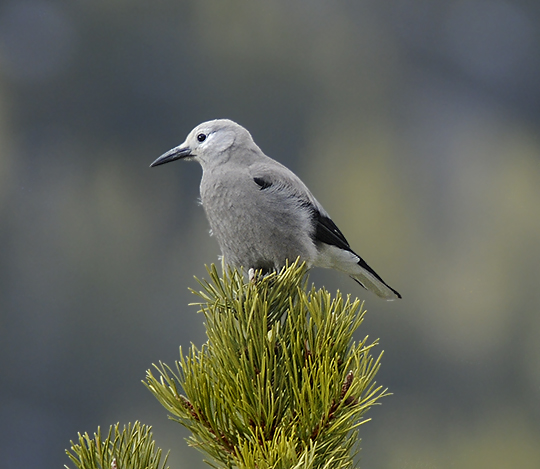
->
[313,209,401,297]
[252,177,395,292]
[313,210,352,252]
[253,177,273,190]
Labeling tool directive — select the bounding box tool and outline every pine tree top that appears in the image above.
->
[146,261,388,469]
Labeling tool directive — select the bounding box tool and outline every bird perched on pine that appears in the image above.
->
[151,119,401,300]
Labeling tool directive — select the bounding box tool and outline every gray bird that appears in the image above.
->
[151,119,401,300]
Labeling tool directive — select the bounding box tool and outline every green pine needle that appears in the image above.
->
[146,260,388,469]
[65,421,169,469]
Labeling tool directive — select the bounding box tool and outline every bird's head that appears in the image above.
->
[150,119,255,169]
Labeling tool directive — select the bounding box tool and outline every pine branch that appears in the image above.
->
[145,260,388,469]
[65,421,168,469]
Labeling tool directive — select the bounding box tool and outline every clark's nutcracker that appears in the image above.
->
[151,119,401,300]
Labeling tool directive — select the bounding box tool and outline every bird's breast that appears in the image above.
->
[199,170,318,270]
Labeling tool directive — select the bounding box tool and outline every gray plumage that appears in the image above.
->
[150,119,401,300]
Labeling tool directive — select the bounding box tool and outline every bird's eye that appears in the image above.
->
[197,133,207,142]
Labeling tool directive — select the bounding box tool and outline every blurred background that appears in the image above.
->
[1,0,540,467]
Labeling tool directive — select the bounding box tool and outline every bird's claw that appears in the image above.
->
[248,268,256,283]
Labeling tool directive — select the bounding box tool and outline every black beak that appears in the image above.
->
[150,147,193,167]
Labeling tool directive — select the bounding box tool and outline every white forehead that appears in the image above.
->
[183,119,251,158]
[189,119,240,138]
